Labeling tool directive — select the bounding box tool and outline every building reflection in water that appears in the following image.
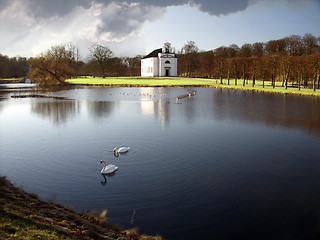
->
[139,88,170,127]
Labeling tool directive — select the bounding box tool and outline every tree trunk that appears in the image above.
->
[272,74,275,88]
[99,62,105,78]
[272,61,276,88]
[242,64,246,86]
[242,72,246,86]
[219,61,223,84]
[252,66,256,87]
[234,65,238,85]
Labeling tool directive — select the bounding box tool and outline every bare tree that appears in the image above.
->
[181,41,199,77]
[28,45,75,85]
[252,42,264,57]
[217,58,224,84]
[238,44,252,58]
[89,44,113,77]
[303,33,318,55]
[285,35,305,56]
[228,44,240,58]
[199,51,215,78]
[214,46,228,58]
[280,56,292,89]
[251,58,257,87]
[265,39,286,56]
[66,43,81,76]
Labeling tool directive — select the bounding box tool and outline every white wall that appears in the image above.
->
[141,57,159,77]
[158,53,177,77]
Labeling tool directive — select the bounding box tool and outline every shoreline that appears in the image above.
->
[66,77,320,98]
[0,176,162,240]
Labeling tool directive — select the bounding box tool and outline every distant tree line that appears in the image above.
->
[27,43,141,86]
[178,34,320,90]
[1,33,319,89]
[0,54,28,79]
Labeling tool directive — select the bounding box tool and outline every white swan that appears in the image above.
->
[113,147,130,154]
[100,160,118,174]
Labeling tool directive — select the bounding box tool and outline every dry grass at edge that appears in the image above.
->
[0,176,163,240]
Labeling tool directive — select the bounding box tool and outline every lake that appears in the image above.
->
[1,84,320,240]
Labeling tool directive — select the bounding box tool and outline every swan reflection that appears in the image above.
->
[100,171,117,185]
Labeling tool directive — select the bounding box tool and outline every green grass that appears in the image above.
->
[0,213,64,239]
[66,76,214,87]
[0,176,163,240]
[66,76,320,97]
[0,78,24,82]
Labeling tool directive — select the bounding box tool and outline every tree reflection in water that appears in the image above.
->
[31,100,80,125]
[86,100,115,119]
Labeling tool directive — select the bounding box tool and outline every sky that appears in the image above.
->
[0,0,320,60]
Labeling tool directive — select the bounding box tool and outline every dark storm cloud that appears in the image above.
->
[24,0,92,17]
[192,0,250,16]
[0,0,10,9]
[130,0,250,16]
[0,0,252,17]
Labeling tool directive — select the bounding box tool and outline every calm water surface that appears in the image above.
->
[1,84,320,239]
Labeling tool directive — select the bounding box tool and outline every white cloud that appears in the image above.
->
[0,0,166,58]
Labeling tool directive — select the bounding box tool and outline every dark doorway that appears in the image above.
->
[166,69,170,76]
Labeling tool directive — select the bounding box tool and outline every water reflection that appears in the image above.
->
[213,89,320,137]
[31,100,80,125]
[25,87,320,137]
[140,88,170,127]
[100,173,116,185]
[141,101,169,126]
[86,100,115,119]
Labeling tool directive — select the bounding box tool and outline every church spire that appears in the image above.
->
[162,41,171,53]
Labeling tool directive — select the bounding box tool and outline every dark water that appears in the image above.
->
[1,84,320,240]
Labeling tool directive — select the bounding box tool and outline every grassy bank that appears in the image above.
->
[0,78,25,84]
[0,176,162,240]
[66,76,320,97]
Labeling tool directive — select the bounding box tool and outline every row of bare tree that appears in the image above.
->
[208,33,320,58]
[0,54,28,79]
[179,53,319,90]
[178,36,320,90]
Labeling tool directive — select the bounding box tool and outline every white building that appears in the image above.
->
[141,42,177,77]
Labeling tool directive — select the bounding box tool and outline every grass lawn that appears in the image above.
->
[66,76,215,87]
[66,76,320,97]
[0,78,24,82]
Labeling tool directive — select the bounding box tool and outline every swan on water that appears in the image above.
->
[113,147,130,154]
[100,160,118,174]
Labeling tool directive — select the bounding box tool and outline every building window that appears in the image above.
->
[165,60,170,64]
